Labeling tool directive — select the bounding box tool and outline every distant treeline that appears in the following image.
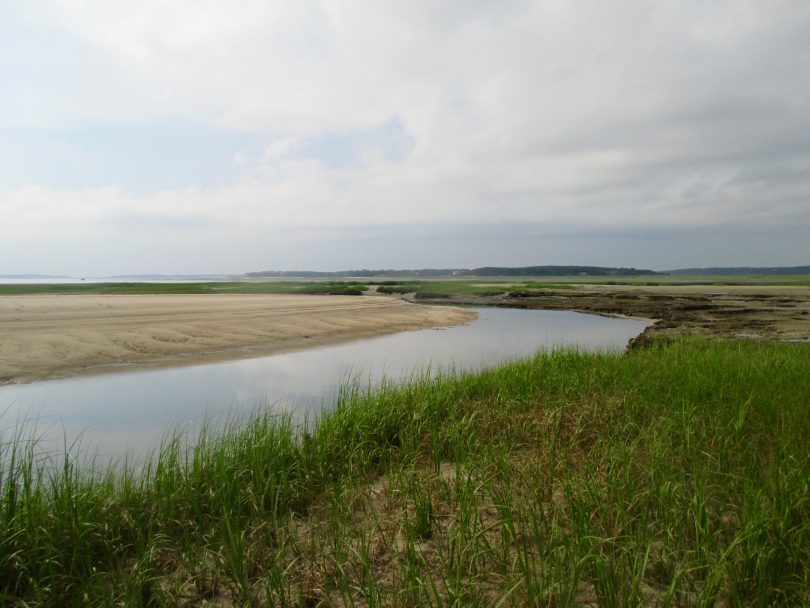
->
[668,266,810,276]
[247,265,659,278]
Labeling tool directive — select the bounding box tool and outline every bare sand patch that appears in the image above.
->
[0,294,476,384]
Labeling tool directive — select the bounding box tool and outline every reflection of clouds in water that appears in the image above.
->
[0,309,650,460]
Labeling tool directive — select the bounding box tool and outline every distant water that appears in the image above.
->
[0,277,235,284]
[0,307,651,462]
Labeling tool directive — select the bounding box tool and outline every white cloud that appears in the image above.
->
[1,0,809,272]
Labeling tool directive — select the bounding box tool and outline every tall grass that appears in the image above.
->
[1,338,808,605]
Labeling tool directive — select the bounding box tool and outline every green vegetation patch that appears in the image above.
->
[376,280,578,298]
[1,338,808,605]
[521,281,576,290]
[0,281,369,296]
[377,280,508,298]
[601,275,810,286]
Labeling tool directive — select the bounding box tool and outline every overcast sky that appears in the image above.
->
[2,1,809,275]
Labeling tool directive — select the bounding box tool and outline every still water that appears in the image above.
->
[0,308,650,461]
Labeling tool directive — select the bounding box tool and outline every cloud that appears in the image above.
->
[1,0,809,273]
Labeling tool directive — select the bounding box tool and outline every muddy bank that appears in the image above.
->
[408,284,810,346]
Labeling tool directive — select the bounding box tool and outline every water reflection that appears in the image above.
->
[0,308,650,460]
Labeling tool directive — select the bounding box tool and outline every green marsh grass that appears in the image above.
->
[375,280,577,299]
[376,281,508,298]
[1,338,808,605]
[0,281,368,296]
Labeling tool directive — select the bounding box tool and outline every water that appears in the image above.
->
[0,277,234,284]
[0,308,650,461]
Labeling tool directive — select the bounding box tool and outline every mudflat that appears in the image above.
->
[0,294,476,384]
[411,284,810,345]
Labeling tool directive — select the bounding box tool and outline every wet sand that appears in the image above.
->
[0,294,476,384]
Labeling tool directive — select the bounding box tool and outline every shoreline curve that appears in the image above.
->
[0,294,477,385]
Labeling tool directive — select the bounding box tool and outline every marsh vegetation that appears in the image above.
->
[0,281,369,297]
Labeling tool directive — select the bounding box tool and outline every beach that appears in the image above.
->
[0,294,475,384]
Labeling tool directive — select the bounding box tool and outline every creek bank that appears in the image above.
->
[405,284,810,346]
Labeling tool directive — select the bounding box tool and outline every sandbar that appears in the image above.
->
[0,294,476,384]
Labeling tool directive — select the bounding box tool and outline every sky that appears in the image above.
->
[1,0,809,275]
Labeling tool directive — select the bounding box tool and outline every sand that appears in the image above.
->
[0,294,476,384]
